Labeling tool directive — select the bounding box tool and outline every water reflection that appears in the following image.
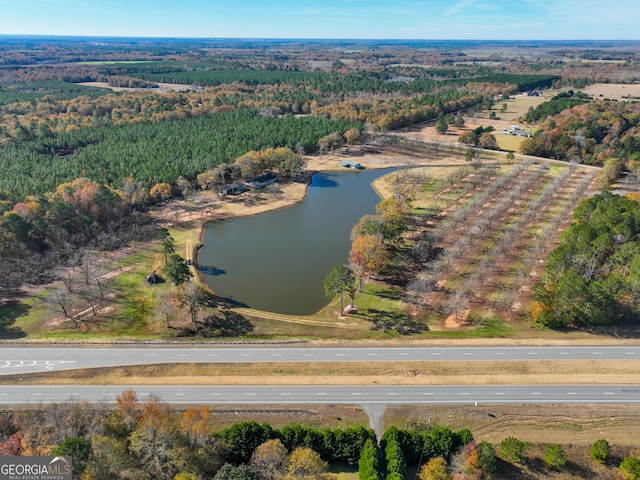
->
[199,168,393,314]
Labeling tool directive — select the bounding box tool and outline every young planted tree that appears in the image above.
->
[324,265,356,315]
[544,443,567,469]
[358,438,381,480]
[499,436,527,464]
[589,439,610,465]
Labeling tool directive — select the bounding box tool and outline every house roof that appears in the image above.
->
[247,172,277,184]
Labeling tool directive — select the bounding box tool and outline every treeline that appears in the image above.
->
[107,76,158,89]
[0,177,155,296]
[523,90,590,123]
[533,192,640,328]
[0,390,476,480]
[136,69,326,87]
[0,108,359,197]
[471,73,560,91]
[0,81,109,106]
[519,99,640,170]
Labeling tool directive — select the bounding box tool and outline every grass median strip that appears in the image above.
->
[1,360,638,385]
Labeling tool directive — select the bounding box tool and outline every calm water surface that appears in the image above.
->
[199,168,393,314]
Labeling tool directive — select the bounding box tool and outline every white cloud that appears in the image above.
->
[445,0,477,16]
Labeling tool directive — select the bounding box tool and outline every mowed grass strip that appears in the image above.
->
[1,360,638,385]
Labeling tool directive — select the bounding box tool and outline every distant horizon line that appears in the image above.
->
[0,34,639,44]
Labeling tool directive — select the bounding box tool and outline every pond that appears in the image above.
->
[198,168,394,315]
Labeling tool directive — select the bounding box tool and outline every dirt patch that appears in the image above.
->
[77,81,196,94]
[580,83,640,101]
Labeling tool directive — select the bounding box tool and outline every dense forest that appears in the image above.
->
[533,192,640,328]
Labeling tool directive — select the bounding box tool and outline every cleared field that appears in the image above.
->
[580,82,640,100]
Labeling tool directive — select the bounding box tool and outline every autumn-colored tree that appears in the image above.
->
[376,197,410,244]
[236,151,265,179]
[458,130,479,146]
[349,234,389,290]
[180,406,212,447]
[418,457,451,480]
[115,388,141,431]
[150,182,173,201]
[317,131,345,153]
[344,127,361,145]
[0,431,23,456]
[285,447,328,480]
[479,132,499,150]
[251,438,289,480]
[627,192,640,203]
[130,400,180,480]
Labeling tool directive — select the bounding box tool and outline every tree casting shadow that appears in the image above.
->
[360,308,429,335]
[0,301,28,339]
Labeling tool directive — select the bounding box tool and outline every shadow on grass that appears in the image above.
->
[357,308,429,335]
[0,301,28,339]
[175,310,253,338]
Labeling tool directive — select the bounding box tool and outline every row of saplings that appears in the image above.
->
[213,423,640,480]
[210,422,476,480]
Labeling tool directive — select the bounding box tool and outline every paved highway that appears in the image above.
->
[0,385,639,406]
[1,345,640,375]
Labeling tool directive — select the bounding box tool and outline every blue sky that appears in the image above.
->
[0,0,637,40]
